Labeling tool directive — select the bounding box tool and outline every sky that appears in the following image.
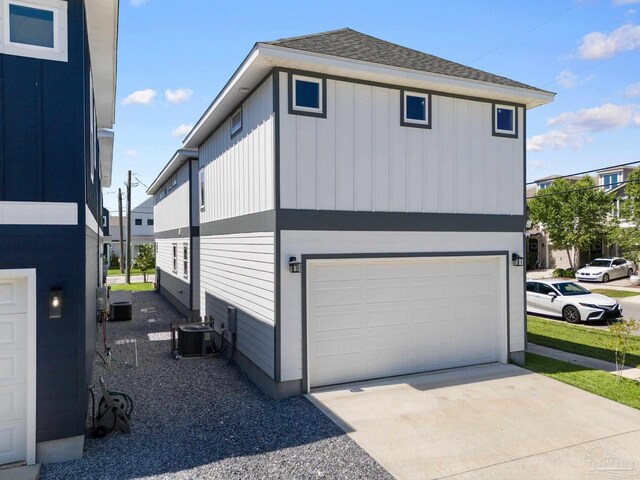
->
[106,0,640,214]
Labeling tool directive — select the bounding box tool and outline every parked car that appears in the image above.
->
[575,257,636,283]
[526,278,622,323]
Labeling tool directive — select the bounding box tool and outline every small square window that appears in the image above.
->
[493,104,517,137]
[0,0,68,62]
[401,91,431,128]
[147,218,154,226]
[135,218,142,226]
[230,107,242,138]
[289,74,325,118]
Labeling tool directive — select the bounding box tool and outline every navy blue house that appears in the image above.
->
[0,0,118,466]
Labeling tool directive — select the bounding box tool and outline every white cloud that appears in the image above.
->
[613,0,640,5]
[578,23,640,59]
[626,8,637,15]
[131,0,150,6]
[171,124,193,138]
[164,88,193,104]
[625,82,640,97]
[527,159,545,169]
[123,149,138,157]
[122,89,157,106]
[527,103,639,152]
[556,69,578,88]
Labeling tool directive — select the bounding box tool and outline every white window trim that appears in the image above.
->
[182,243,188,279]
[0,0,68,62]
[292,74,323,114]
[230,107,242,137]
[199,168,205,211]
[172,243,177,273]
[494,104,517,135]
[402,91,430,126]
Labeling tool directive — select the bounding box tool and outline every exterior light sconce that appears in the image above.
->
[49,288,63,318]
[289,256,301,273]
[512,253,524,267]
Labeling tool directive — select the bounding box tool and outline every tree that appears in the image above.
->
[610,168,640,263]
[132,243,155,283]
[607,318,639,381]
[528,176,612,271]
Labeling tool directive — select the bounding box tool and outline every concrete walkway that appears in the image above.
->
[107,273,155,285]
[528,343,640,381]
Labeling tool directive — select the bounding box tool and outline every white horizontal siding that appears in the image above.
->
[156,238,190,281]
[279,72,524,216]
[279,230,524,382]
[200,232,275,377]
[199,76,275,223]
[154,163,191,233]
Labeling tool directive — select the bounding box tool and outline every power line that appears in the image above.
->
[527,177,640,200]
[527,161,640,185]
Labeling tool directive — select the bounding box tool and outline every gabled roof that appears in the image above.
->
[533,175,581,184]
[183,28,555,148]
[265,29,548,94]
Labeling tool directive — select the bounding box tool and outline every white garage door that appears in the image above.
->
[306,256,507,389]
[0,273,35,466]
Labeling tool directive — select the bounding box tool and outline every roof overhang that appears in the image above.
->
[184,43,555,148]
[147,149,199,195]
[86,0,119,129]
[98,129,114,188]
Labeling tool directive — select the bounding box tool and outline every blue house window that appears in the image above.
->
[0,0,68,62]
[289,74,326,118]
[401,91,431,128]
[603,173,619,191]
[493,104,517,137]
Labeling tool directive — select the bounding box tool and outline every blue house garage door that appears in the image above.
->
[305,256,508,389]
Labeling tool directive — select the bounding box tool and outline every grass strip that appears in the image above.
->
[521,352,640,410]
[589,288,640,298]
[109,283,154,292]
[527,315,640,368]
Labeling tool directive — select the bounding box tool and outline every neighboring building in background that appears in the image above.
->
[147,149,200,316]
[0,0,118,466]
[526,167,637,270]
[181,28,554,399]
[108,197,155,264]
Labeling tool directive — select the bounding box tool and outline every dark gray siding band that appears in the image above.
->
[201,210,276,236]
[273,70,282,383]
[279,209,525,233]
[154,226,199,239]
[199,209,524,236]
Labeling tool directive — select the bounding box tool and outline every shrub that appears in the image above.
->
[110,254,120,269]
[564,268,575,278]
[552,268,565,278]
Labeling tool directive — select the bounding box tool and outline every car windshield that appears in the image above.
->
[588,259,612,267]
[554,282,591,296]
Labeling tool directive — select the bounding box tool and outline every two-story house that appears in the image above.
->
[174,28,554,398]
[147,149,200,316]
[0,0,118,467]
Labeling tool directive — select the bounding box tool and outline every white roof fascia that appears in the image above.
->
[85,0,119,129]
[147,149,199,195]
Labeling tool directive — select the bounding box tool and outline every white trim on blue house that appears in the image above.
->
[0,201,77,225]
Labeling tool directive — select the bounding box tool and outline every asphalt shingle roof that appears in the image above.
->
[265,28,549,94]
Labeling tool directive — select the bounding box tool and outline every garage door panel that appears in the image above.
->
[314,264,361,282]
[0,279,27,314]
[307,256,504,389]
[0,385,26,423]
[0,419,26,465]
[0,315,27,352]
[0,351,26,387]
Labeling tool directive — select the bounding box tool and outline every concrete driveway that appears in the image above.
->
[307,364,640,479]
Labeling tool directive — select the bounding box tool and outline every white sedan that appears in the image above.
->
[526,279,622,323]
[575,257,636,283]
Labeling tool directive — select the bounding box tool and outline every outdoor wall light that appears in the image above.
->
[512,253,525,267]
[49,288,64,319]
[289,256,301,273]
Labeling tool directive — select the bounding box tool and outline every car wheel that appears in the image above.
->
[563,305,581,324]
[602,273,610,283]
[629,269,634,277]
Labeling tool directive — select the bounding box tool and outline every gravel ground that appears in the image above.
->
[41,292,392,480]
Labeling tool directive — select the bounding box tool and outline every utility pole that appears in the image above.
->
[118,188,124,274]
[126,170,132,284]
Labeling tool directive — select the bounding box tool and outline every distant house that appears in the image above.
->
[178,29,554,398]
[147,149,200,316]
[109,197,155,263]
[0,0,118,466]
[526,167,637,269]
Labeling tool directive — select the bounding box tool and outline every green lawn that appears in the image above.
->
[527,315,640,368]
[589,288,640,298]
[521,352,640,410]
[109,282,154,292]
[108,268,143,276]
